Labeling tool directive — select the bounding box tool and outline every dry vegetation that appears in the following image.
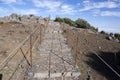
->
[0,22,33,62]
[0,22,41,80]
[62,26,120,80]
[0,14,120,80]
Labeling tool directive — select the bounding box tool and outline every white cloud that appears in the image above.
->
[77,3,81,6]
[92,9,101,16]
[32,0,61,9]
[0,0,25,4]
[79,0,120,17]
[83,0,90,4]
[94,1,118,8]
[79,1,120,11]
[100,11,120,17]
[92,9,120,17]
[0,0,77,16]
[12,8,39,15]
[32,0,76,15]
[0,7,39,17]
[1,0,16,4]
[0,7,9,16]
[109,0,120,2]
[60,4,76,14]
[47,4,76,15]
[0,7,4,12]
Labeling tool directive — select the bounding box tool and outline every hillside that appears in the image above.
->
[62,25,120,80]
[0,14,120,80]
[0,14,48,80]
[0,14,45,63]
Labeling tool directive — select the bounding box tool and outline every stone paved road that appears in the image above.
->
[24,21,80,80]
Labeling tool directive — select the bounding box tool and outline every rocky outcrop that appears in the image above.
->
[0,13,45,25]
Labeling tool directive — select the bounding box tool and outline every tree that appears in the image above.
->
[29,14,34,17]
[100,30,108,35]
[54,17,63,22]
[54,17,98,32]
[114,33,120,41]
[90,26,98,32]
[75,18,90,29]
[75,18,98,32]
[18,16,21,21]
[63,18,76,26]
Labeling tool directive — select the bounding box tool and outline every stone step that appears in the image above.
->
[24,23,81,80]
[33,71,80,79]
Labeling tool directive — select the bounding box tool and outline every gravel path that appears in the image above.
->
[24,21,80,80]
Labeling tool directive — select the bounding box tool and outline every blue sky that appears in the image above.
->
[0,0,120,33]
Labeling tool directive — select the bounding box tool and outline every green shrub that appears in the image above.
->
[63,18,76,26]
[90,26,98,32]
[54,17,98,32]
[54,17,63,22]
[100,31,105,34]
[100,30,108,35]
[114,33,120,41]
[29,14,34,17]
[18,16,21,21]
[75,18,98,32]
[75,18,90,29]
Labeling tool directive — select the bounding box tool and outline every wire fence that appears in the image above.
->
[0,17,50,80]
[61,23,120,80]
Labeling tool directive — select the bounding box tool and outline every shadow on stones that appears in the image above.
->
[85,51,120,80]
[0,74,3,80]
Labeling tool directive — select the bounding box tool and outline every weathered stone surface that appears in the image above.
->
[0,14,45,26]
[24,21,80,80]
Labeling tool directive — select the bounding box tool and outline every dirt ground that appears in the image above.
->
[0,22,33,62]
[62,26,120,80]
[0,22,40,80]
[0,21,120,80]
[0,15,49,79]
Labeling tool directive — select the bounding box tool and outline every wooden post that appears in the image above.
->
[67,30,69,43]
[40,25,42,44]
[43,24,45,34]
[62,22,64,29]
[75,32,78,65]
[20,48,31,66]
[30,34,32,67]
[115,53,116,65]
